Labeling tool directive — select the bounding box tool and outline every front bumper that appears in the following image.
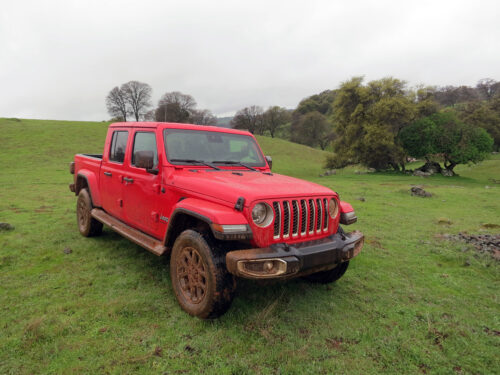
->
[226,230,364,279]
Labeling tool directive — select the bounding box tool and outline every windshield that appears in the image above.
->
[164,129,266,167]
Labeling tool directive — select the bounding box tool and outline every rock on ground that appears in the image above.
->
[441,169,454,177]
[0,222,15,231]
[411,186,432,197]
[413,170,431,177]
[319,169,336,177]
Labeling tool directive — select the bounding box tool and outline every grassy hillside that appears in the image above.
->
[1,118,499,374]
[256,135,331,179]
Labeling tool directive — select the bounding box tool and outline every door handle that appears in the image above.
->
[104,171,112,177]
[123,177,134,183]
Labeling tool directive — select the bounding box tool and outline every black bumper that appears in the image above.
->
[226,231,364,279]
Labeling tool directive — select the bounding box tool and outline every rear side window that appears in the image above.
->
[109,131,128,163]
[132,132,158,166]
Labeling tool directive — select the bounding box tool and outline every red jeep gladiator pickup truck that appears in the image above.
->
[69,122,364,318]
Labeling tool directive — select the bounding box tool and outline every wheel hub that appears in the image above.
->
[176,247,207,304]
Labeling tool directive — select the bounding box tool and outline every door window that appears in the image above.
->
[131,132,158,167]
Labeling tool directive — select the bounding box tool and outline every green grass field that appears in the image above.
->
[1,118,499,374]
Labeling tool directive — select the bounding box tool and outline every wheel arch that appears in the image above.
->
[163,198,249,250]
[75,170,102,207]
[164,208,214,250]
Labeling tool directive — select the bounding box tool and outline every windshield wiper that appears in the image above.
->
[170,159,221,170]
[212,160,258,172]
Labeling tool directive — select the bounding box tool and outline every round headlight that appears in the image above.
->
[328,198,339,218]
[252,203,274,227]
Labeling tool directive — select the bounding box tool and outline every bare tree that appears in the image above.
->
[121,81,152,121]
[263,106,291,137]
[106,87,128,121]
[230,106,264,134]
[155,91,197,122]
[144,109,156,122]
[191,109,217,125]
[476,78,500,100]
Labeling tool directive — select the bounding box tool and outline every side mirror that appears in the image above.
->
[265,155,272,170]
[135,151,158,174]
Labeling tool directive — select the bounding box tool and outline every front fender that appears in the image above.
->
[340,201,354,213]
[164,198,250,246]
[172,198,248,225]
[339,201,357,225]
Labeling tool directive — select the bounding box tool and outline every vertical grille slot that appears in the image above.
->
[292,200,299,236]
[283,201,290,237]
[270,197,331,242]
[316,198,322,232]
[323,198,329,231]
[300,200,307,235]
[273,201,281,238]
[308,199,315,234]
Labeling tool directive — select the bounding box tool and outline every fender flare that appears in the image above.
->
[76,170,102,207]
[164,198,249,246]
[340,201,354,213]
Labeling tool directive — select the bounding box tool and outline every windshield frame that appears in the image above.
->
[163,128,267,168]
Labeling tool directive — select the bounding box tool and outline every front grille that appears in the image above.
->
[272,197,330,241]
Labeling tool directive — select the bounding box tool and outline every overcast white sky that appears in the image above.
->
[1,0,499,121]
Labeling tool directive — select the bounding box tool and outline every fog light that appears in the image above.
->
[237,258,287,278]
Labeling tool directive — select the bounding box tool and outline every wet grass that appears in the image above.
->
[0,118,499,374]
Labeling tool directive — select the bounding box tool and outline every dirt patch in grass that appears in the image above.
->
[443,233,500,260]
[34,205,54,213]
[481,223,500,229]
[366,237,384,249]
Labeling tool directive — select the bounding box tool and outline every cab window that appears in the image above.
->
[109,131,128,163]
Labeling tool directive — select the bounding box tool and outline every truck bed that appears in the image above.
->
[79,153,103,159]
[74,154,103,183]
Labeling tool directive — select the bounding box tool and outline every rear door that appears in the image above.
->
[100,129,129,218]
[121,129,162,238]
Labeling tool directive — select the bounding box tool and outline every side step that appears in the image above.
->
[91,208,167,256]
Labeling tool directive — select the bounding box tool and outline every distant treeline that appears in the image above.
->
[230,77,499,173]
[105,77,499,172]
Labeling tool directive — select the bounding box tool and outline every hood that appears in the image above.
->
[166,168,335,206]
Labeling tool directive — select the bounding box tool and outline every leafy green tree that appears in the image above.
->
[295,90,337,116]
[412,85,439,117]
[262,106,290,138]
[291,111,333,149]
[331,77,416,170]
[456,100,500,151]
[400,112,493,173]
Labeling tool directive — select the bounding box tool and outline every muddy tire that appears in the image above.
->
[303,261,349,284]
[170,230,236,319]
[77,188,103,237]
